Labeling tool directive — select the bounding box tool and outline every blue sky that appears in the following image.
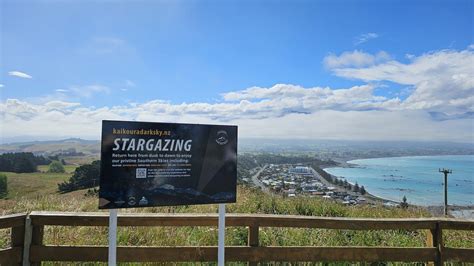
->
[1,0,473,142]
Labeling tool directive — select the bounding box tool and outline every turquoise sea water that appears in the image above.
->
[324,155,474,206]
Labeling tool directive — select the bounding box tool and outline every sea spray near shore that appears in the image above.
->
[324,155,474,206]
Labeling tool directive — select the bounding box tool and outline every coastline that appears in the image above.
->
[319,168,399,205]
[322,157,474,218]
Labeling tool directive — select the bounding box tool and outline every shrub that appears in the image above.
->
[48,161,65,173]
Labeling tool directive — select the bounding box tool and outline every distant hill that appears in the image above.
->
[239,139,474,160]
[0,138,100,157]
[1,137,473,161]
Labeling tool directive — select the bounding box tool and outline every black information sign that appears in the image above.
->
[99,120,237,209]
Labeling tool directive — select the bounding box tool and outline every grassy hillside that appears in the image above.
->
[0,162,472,265]
[1,186,472,258]
[0,165,77,200]
[0,138,100,156]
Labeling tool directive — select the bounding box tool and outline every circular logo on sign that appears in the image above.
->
[215,130,229,145]
[128,196,136,206]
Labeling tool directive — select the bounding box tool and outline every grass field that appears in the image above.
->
[0,164,77,200]
[61,155,99,165]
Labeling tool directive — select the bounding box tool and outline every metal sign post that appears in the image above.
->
[108,209,118,266]
[218,204,225,266]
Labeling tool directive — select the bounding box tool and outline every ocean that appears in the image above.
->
[324,155,474,206]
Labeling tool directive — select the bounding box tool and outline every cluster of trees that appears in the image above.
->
[0,152,51,173]
[58,161,100,192]
[314,167,367,195]
[314,167,334,183]
[0,173,7,198]
[333,179,366,195]
[237,154,260,182]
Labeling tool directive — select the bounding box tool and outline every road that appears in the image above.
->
[309,167,335,188]
[250,164,270,193]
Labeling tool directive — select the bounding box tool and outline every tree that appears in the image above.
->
[353,182,360,193]
[0,152,50,173]
[343,180,352,190]
[360,186,366,195]
[58,160,100,192]
[48,161,65,173]
[400,196,409,209]
[0,173,7,198]
[13,157,37,173]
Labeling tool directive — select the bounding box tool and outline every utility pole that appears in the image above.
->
[439,168,452,216]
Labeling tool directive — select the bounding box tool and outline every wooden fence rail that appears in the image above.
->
[0,213,27,265]
[1,211,473,265]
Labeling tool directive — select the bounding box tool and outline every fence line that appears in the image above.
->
[1,211,473,265]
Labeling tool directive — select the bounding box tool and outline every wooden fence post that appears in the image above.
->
[248,225,259,266]
[30,224,44,266]
[23,216,33,266]
[11,224,25,266]
[426,222,444,266]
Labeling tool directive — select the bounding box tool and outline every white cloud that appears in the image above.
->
[220,84,393,118]
[0,99,471,142]
[354,32,379,45]
[0,81,471,142]
[8,71,32,79]
[324,50,391,68]
[0,84,4,88]
[325,49,474,114]
[55,89,68,93]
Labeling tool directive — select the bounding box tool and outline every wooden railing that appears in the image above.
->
[1,211,473,265]
[0,213,27,265]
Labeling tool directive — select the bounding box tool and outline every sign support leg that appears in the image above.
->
[218,204,225,266]
[108,208,118,266]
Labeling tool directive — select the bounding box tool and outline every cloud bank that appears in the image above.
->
[327,49,474,114]
[1,47,473,142]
